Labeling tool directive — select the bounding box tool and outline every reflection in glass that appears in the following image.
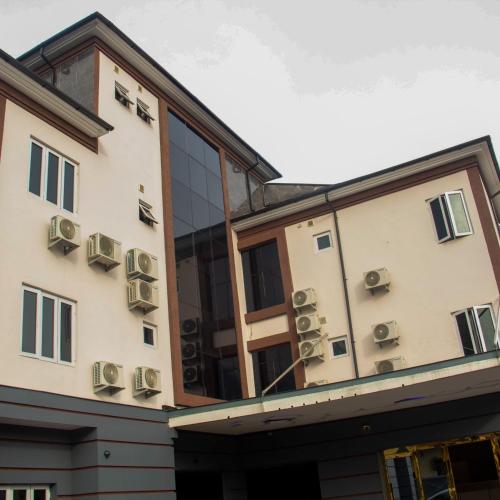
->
[417,447,450,500]
[168,111,242,400]
[385,457,419,500]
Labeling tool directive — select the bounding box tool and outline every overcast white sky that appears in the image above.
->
[1,0,500,183]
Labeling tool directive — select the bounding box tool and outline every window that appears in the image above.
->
[454,305,497,356]
[252,343,295,396]
[330,336,348,358]
[0,486,50,500]
[21,286,75,364]
[115,81,133,107]
[137,98,155,123]
[139,199,158,226]
[428,191,472,242]
[28,140,77,213]
[242,240,285,313]
[143,323,156,347]
[314,231,332,252]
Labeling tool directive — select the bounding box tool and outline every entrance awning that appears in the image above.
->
[167,352,500,435]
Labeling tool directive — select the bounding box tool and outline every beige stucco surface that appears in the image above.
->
[0,52,174,408]
[233,170,498,391]
[339,170,497,377]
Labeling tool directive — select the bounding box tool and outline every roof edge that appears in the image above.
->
[17,12,281,181]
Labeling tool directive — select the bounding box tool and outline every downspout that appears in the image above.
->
[326,193,360,379]
[39,47,56,86]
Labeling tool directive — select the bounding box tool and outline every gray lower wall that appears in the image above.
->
[175,391,500,500]
[0,385,176,499]
[2,384,500,500]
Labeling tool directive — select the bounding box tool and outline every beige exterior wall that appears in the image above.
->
[285,213,355,385]
[284,170,498,383]
[0,51,174,408]
[233,169,498,393]
[339,169,497,377]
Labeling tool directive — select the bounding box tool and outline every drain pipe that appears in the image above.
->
[326,193,360,379]
[39,47,56,86]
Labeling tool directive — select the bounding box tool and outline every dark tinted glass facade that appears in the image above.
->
[168,112,242,400]
[252,343,295,396]
[242,240,284,312]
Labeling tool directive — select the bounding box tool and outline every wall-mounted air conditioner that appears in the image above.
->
[372,321,399,345]
[375,357,405,374]
[183,365,200,384]
[93,361,124,394]
[181,318,199,336]
[88,233,121,270]
[299,339,324,360]
[48,215,80,254]
[126,248,158,282]
[292,288,317,309]
[134,366,161,397]
[182,341,199,360]
[364,267,390,292]
[128,279,159,313]
[295,313,321,335]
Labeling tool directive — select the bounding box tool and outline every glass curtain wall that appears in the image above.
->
[168,111,242,400]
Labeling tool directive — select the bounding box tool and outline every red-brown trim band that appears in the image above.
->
[247,332,291,352]
[0,94,5,161]
[467,166,500,292]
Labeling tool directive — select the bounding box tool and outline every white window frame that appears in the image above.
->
[428,190,472,243]
[20,285,76,366]
[445,190,473,237]
[0,486,51,500]
[143,322,157,349]
[330,336,349,359]
[314,231,333,253]
[28,139,78,214]
[453,304,498,355]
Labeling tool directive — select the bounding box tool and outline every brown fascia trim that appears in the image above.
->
[467,166,500,292]
[0,94,6,161]
[220,150,250,398]
[238,156,480,240]
[0,79,98,153]
[244,303,288,324]
[247,332,291,352]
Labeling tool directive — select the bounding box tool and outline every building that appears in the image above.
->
[0,12,499,500]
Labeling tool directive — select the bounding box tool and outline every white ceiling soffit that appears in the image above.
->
[232,141,500,232]
[22,19,275,180]
[0,59,109,138]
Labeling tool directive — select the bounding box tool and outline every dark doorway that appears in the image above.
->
[176,471,223,500]
[246,462,321,500]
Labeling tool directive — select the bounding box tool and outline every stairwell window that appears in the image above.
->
[21,285,75,365]
[428,191,472,242]
[453,305,497,356]
[28,140,77,213]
